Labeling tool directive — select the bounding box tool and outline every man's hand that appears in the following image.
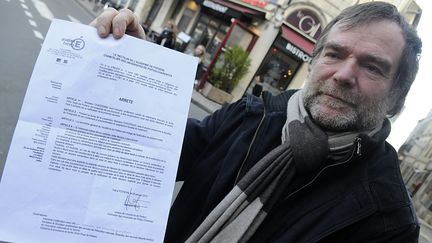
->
[90,8,146,40]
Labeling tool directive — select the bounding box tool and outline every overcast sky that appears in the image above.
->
[387,0,432,149]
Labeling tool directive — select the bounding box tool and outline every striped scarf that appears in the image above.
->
[186,90,381,243]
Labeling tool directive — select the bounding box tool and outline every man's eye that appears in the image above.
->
[364,64,383,75]
[324,52,340,59]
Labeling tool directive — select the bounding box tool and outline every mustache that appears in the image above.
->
[310,83,359,107]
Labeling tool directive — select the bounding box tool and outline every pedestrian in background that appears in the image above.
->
[193,44,206,81]
[157,20,177,49]
[251,75,263,97]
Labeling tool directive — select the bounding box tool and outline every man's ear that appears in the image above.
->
[385,89,400,117]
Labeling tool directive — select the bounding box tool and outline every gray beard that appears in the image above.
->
[303,81,390,132]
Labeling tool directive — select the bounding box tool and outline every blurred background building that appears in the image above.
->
[399,109,432,225]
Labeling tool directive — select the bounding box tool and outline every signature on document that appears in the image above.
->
[124,188,148,211]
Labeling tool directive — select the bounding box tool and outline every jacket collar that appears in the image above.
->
[261,90,297,113]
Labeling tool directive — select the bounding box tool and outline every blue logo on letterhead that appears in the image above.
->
[61,36,85,50]
[71,38,85,50]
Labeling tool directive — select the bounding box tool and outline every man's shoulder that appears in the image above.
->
[257,89,299,113]
[366,142,406,204]
[364,142,418,228]
[222,89,299,114]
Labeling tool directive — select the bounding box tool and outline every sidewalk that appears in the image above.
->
[191,89,222,114]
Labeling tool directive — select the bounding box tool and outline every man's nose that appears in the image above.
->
[333,59,357,86]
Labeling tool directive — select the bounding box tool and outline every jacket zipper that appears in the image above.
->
[233,107,267,186]
[308,139,376,242]
[284,137,362,201]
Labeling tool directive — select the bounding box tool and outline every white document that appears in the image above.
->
[0,19,197,243]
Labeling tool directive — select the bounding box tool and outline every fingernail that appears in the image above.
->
[98,25,106,36]
[114,27,121,37]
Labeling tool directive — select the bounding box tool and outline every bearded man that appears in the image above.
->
[92,1,422,242]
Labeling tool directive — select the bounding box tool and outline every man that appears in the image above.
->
[91,1,422,242]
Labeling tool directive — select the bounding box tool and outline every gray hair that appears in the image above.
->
[312,1,422,116]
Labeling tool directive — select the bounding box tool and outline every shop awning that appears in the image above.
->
[213,0,265,16]
[281,25,315,55]
[196,0,266,19]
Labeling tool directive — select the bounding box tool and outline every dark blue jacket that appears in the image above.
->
[165,90,419,242]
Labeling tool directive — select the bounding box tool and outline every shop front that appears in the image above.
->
[189,1,264,70]
[246,23,314,96]
[177,0,265,104]
[244,6,323,97]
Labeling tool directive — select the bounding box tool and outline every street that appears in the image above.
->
[0,0,210,176]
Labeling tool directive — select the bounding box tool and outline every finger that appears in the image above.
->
[89,8,119,38]
[112,8,145,39]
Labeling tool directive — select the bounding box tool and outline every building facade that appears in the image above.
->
[125,0,421,104]
[399,110,432,224]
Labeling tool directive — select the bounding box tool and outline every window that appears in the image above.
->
[185,14,229,67]
[145,0,163,24]
[178,8,195,33]
[250,47,300,95]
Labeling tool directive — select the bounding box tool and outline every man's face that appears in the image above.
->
[304,20,405,131]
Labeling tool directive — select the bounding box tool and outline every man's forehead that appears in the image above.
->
[323,41,349,53]
[324,21,405,61]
